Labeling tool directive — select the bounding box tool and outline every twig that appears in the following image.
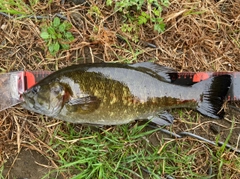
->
[0,12,67,20]
[148,124,240,154]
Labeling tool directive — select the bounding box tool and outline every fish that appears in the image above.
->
[21,62,232,126]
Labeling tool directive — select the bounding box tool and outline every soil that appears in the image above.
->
[2,148,61,179]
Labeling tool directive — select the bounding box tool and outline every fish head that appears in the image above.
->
[22,82,67,116]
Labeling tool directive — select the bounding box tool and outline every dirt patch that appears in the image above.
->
[2,148,61,179]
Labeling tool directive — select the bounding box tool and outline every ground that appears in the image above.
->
[0,0,240,178]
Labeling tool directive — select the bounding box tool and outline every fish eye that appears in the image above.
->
[31,86,39,94]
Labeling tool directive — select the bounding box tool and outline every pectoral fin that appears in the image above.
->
[65,96,101,114]
[148,111,174,126]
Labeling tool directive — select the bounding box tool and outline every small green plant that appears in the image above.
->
[87,5,101,17]
[40,17,74,56]
[106,0,169,42]
[121,24,139,43]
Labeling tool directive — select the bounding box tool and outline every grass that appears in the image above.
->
[0,166,4,179]
[0,0,240,178]
[20,114,238,179]
[40,122,216,178]
[44,123,164,178]
[0,0,37,15]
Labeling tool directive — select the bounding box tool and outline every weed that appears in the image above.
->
[87,5,101,17]
[40,17,74,56]
[120,23,139,43]
[107,0,169,42]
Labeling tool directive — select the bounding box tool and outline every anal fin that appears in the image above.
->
[148,111,174,126]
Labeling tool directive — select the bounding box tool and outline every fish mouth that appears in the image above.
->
[21,93,35,108]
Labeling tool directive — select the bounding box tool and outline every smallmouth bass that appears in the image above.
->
[21,63,232,125]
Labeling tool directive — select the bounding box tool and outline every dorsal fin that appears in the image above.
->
[130,62,176,82]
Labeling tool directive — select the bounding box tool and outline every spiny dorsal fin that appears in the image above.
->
[131,62,176,82]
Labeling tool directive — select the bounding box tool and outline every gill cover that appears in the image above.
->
[22,82,66,116]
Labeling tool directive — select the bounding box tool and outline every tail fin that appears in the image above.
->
[193,75,232,119]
